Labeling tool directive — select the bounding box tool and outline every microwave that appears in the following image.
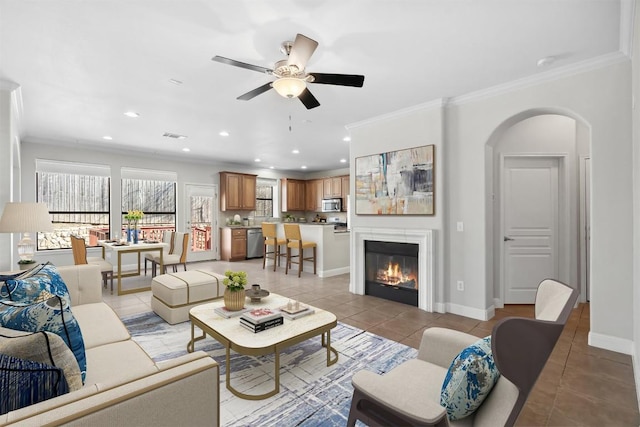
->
[321,198,342,212]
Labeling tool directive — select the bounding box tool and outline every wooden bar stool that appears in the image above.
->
[283,223,317,277]
[261,222,287,271]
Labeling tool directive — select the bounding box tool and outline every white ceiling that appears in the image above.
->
[0,0,625,172]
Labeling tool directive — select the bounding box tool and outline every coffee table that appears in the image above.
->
[187,293,338,400]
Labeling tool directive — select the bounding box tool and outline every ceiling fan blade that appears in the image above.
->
[287,34,318,71]
[298,88,320,109]
[212,55,273,74]
[309,73,365,87]
[237,82,273,101]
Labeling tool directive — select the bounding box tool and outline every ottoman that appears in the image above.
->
[151,270,226,324]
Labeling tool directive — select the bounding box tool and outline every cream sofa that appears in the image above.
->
[1,264,220,426]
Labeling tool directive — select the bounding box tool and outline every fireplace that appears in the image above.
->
[365,240,419,306]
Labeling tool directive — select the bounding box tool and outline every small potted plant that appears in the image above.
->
[17,259,37,271]
[222,270,247,311]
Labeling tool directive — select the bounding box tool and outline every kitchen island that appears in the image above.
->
[274,223,350,278]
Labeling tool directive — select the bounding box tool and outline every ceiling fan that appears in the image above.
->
[212,33,365,109]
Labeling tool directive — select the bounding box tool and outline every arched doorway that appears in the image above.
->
[486,110,591,305]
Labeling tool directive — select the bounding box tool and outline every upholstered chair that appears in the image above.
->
[144,231,175,275]
[283,223,317,277]
[347,279,579,427]
[261,222,287,271]
[150,231,189,276]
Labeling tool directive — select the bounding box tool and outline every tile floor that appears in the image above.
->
[103,259,640,426]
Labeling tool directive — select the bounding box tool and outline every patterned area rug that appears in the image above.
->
[122,312,418,427]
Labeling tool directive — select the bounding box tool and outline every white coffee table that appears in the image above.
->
[187,293,338,400]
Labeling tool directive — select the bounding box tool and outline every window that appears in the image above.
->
[121,168,177,241]
[255,178,276,218]
[36,160,111,250]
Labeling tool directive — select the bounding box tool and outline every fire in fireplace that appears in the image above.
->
[365,240,419,306]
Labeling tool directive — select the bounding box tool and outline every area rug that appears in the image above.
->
[122,312,418,426]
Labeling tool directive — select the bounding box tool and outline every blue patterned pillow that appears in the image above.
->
[0,296,86,383]
[1,263,70,303]
[0,353,69,415]
[440,336,500,420]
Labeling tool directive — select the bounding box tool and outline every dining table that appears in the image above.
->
[98,240,170,295]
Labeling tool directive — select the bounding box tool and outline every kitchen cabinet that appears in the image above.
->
[305,179,324,212]
[220,227,247,261]
[281,178,306,211]
[323,177,342,198]
[220,172,257,211]
[341,175,350,197]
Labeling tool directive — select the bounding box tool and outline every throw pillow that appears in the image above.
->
[0,296,87,383]
[0,327,82,391]
[0,353,69,415]
[1,263,70,304]
[440,336,500,421]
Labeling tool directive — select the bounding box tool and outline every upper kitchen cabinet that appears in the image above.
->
[305,179,324,212]
[341,175,350,197]
[281,178,306,211]
[220,172,257,211]
[323,177,342,198]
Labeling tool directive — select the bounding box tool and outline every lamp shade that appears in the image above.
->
[272,77,306,98]
[0,202,54,233]
[0,202,54,261]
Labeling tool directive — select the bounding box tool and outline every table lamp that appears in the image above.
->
[0,202,54,261]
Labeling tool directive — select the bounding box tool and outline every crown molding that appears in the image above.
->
[448,51,629,106]
[619,0,635,57]
[345,98,446,130]
[0,79,19,92]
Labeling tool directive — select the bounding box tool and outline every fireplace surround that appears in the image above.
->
[350,227,434,312]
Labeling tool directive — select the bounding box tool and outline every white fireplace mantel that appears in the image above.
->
[350,227,434,312]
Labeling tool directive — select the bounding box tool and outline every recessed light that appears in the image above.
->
[301,165,307,169]
[343,136,351,142]
[219,131,229,137]
[340,159,347,163]
[182,147,190,152]
[168,78,183,85]
[269,166,275,169]
[254,158,261,162]
[102,136,113,140]
[292,149,300,154]
[124,111,140,118]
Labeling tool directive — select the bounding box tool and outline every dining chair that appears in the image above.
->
[144,230,175,276]
[261,222,287,271]
[283,223,317,277]
[150,231,189,276]
[70,235,114,293]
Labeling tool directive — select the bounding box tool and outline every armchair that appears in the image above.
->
[347,279,578,427]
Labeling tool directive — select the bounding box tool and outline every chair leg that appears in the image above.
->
[273,246,278,271]
[285,246,290,275]
[263,244,267,269]
[298,247,303,278]
[144,258,147,276]
[313,246,316,275]
[110,272,114,294]
[183,262,187,272]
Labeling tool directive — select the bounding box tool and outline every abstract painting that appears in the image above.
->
[355,145,434,215]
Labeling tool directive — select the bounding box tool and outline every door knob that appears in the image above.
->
[504,236,514,242]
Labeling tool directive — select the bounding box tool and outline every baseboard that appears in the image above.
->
[446,302,494,321]
[434,302,447,314]
[588,331,634,355]
[633,350,640,413]
[318,267,350,278]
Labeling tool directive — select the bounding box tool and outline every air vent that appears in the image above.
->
[163,132,187,139]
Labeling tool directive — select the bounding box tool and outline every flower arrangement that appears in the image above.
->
[222,270,247,292]
[124,210,144,224]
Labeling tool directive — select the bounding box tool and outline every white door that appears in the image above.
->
[185,184,218,261]
[503,157,559,303]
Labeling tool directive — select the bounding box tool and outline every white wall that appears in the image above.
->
[347,102,446,309]
[630,0,640,410]
[447,60,633,352]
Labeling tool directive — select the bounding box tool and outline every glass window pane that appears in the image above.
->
[121,178,176,241]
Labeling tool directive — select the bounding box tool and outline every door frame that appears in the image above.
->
[184,183,219,261]
[579,156,591,302]
[497,153,570,305]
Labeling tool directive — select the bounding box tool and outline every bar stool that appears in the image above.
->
[262,222,287,271]
[283,223,317,277]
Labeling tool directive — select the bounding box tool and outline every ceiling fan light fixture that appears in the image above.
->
[273,77,306,98]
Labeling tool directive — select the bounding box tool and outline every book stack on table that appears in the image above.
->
[240,308,284,333]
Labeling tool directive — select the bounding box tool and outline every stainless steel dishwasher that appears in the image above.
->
[246,228,264,259]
